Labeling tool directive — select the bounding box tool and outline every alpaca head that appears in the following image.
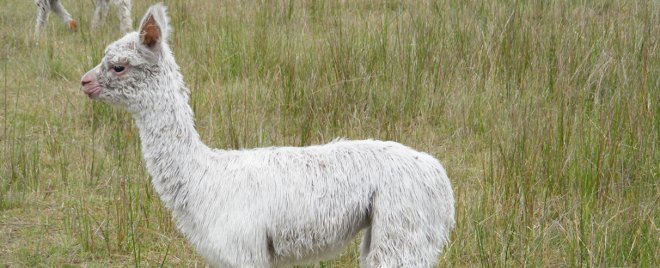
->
[81,3,187,111]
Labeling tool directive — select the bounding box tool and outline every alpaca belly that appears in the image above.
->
[271,226,366,266]
[269,202,371,265]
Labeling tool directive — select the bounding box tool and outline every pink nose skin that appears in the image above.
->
[81,67,102,99]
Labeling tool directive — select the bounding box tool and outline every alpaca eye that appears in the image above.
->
[112,66,125,72]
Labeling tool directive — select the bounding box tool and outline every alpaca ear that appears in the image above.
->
[138,3,170,50]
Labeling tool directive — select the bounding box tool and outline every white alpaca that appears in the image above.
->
[35,0,78,35]
[80,4,455,267]
[91,0,132,34]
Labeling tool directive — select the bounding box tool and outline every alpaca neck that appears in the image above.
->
[131,90,210,210]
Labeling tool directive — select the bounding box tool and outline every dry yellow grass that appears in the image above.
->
[1,0,658,267]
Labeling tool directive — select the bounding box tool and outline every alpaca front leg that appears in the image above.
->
[49,0,77,30]
[91,0,109,31]
[35,0,50,35]
[115,0,132,33]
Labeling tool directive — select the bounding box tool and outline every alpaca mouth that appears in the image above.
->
[83,86,102,99]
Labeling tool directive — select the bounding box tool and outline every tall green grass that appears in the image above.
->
[1,0,657,266]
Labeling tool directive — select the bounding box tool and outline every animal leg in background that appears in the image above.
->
[35,0,77,35]
[116,0,133,33]
[91,0,110,30]
[92,0,132,33]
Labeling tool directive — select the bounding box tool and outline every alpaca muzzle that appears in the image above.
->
[81,67,102,99]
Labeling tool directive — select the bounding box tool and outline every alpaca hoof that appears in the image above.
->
[67,20,78,31]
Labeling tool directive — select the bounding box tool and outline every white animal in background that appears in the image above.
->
[80,4,455,267]
[35,0,77,35]
[91,0,132,34]
[35,0,132,36]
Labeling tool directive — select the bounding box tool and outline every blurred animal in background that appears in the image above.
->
[35,0,77,35]
[91,0,132,34]
[34,0,132,36]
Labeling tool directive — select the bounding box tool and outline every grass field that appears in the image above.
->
[1,0,658,266]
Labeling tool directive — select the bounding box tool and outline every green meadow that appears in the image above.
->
[1,0,657,266]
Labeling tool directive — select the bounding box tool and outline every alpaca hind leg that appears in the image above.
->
[114,0,132,33]
[364,223,441,267]
[91,0,109,30]
[364,197,445,267]
[359,227,372,268]
[49,0,76,30]
[35,0,50,35]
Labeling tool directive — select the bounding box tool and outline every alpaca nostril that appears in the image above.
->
[81,67,99,87]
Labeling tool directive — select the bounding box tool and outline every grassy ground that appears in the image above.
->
[1,0,658,267]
